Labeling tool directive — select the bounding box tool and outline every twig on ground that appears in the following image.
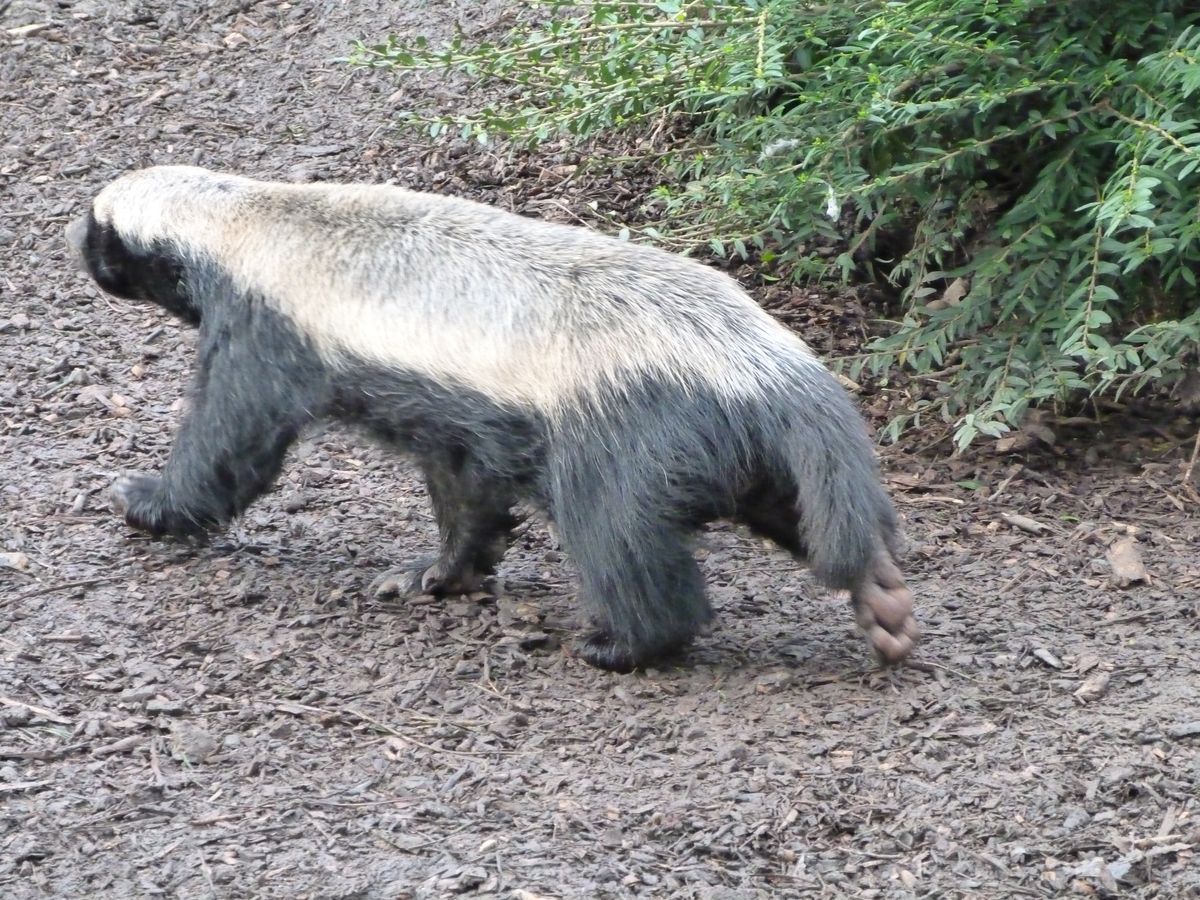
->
[11,575,124,603]
[0,695,72,725]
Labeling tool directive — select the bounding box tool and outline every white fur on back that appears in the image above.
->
[93,166,825,411]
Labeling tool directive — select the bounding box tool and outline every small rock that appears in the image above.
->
[517,631,555,651]
[497,598,542,626]
[146,698,187,716]
[1074,671,1110,704]
[1106,537,1148,587]
[171,723,220,763]
[294,144,346,158]
[754,670,795,694]
[119,686,160,705]
[1107,858,1133,881]
[0,552,30,572]
[451,867,487,892]
[1166,721,1200,740]
[1062,807,1090,832]
[1032,647,1063,669]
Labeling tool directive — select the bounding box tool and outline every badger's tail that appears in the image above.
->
[783,379,898,590]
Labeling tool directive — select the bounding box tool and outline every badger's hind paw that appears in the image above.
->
[852,554,919,665]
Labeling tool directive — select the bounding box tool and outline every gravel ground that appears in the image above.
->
[2,2,1199,897]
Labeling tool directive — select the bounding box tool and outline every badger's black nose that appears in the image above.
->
[65,214,89,269]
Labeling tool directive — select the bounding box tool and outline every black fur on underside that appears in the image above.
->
[75,221,897,673]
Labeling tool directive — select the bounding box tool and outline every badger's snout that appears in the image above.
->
[65,214,89,270]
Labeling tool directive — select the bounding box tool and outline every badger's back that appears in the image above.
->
[95,166,824,412]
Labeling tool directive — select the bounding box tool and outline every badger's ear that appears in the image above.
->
[68,209,201,326]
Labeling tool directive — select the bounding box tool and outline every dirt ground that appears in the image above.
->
[2,2,1199,898]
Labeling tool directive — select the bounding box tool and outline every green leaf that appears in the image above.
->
[349,0,1200,449]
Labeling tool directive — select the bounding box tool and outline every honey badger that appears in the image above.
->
[66,165,918,673]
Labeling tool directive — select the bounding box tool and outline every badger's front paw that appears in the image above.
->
[111,474,165,533]
[575,629,639,674]
[111,474,206,538]
[370,564,428,599]
[370,559,487,599]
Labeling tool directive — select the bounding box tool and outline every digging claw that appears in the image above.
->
[370,566,425,599]
[574,629,692,673]
[370,559,486,599]
[109,474,189,537]
[575,630,638,674]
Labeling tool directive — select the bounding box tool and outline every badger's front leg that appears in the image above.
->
[372,455,518,598]
[113,313,323,538]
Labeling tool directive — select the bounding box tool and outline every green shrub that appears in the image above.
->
[353,1,1200,449]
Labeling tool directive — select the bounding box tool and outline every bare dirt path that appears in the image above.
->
[2,2,1198,897]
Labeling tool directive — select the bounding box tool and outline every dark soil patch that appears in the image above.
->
[2,2,1199,897]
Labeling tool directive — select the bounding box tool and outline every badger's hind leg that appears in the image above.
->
[551,496,712,674]
[736,479,807,558]
[373,454,518,599]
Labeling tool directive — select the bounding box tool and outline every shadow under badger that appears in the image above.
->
[67,165,918,673]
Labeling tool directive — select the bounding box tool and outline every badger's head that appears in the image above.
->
[66,166,245,326]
